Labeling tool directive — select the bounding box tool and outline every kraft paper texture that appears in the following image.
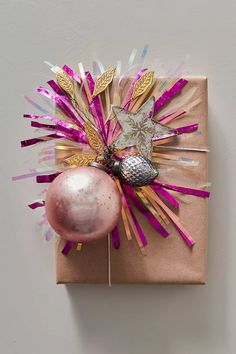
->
[55,77,208,284]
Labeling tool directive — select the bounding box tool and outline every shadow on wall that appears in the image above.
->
[64,105,228,354]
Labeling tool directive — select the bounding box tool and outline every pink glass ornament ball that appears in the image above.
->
[45,166,121,243]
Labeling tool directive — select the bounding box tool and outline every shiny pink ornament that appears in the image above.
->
[45,166,121,243]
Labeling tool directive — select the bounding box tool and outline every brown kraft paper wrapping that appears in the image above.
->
[55,77,208,284]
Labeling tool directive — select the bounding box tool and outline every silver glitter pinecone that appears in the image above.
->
[114,155,158,187]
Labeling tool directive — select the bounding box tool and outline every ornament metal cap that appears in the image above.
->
[88,161,109,173]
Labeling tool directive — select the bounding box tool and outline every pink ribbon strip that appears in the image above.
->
[174,224,195,247]
[158,110,186,124]
[111,226,120,249]
[153,79,188,115]
[153,181,210,198]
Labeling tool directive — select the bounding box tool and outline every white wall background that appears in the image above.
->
[0,0,235,353]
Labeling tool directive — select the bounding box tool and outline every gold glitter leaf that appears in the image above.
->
[56,71,74,97]
[84,123,105,153]
[132,71,154,100]
[92,68,116,97]
[64,153,97,166]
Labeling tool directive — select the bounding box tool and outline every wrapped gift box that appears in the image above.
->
[55,77,208,284]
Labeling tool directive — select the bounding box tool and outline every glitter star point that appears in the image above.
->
[113,97,176,159]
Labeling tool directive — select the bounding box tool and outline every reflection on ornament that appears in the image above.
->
[45,166,121,243]
[113,155,158,187]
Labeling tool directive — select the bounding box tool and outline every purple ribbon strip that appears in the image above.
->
[62,241,74,255]
[36,172,61,183]
[28,201,45,209]
[111,226,120,249]
[153,181,210,198]
[153,79,188,115]
[124,186,169,239]
[151,185,179,209]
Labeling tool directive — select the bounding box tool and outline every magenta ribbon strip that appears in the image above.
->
[85,71,107,142]
[36,173,61,183]
[175,123,198,135]
[30,122,86,144]
[153,181,210,198]
[63,65,82,85]
[111,226,120,249]
[47,80,88,126]
[21,134,62,147]
[62,241,74,255]
[36,87,84,129]
[24,114,87,143]
[153,79,188,115]
[151,185,179,209]
[47,80,65,96]
[124,186,169,238]
[28,201,45,209]
[31,120,72,136]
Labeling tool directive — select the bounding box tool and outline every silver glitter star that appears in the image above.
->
[112,97,176,160]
